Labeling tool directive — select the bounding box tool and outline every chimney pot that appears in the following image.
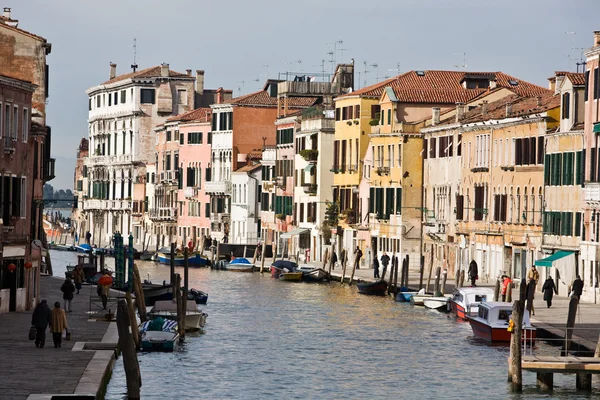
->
[594,31,600,47]
[3,7,10,19]
[506,103,512,117]
[455,102,465,123]
[160,63,169,77]
[482,100,488,117]
[196,70,205,98]
[186,69,192,76]
[536,96,542,107]
[109,63,117,80]
[431,107,441,126]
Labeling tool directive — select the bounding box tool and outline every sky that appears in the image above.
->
[10,0,599,190]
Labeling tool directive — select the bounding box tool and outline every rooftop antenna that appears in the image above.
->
[327,51,335,73]
[388,62,401,76]
[370,63,379,82]
[131,38,138,72]
[332,40,343,72]
[236,81,244,97]
[363,61,369,88]
[296,59,303,73]
[261,64,269,80]
[566,32,585,72]
[453,52,467,70]
[339,47,348,63]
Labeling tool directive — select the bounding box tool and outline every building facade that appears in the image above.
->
[231,163,262,245]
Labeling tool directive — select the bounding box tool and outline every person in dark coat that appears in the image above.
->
[331,250,338,270]
[61,278,76,313]
[541,276,557,308]
[380,252,390,279]
[354,247,363,269]
[468,260,478,287]
[373,256,380,279]
[572,275,584,298]
[31,300,51,348]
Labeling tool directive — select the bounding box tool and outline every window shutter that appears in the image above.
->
[376,188,384,219]
[576,151,583,185]
[396,188,402,214]
[575,212,582,237]
[369,188,375,213]
[544,154,551,185]
[385,188,394,219]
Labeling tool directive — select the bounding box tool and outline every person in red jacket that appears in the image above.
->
[501,275,511,302]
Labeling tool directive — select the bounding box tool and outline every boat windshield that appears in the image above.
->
[474,295,487,302]
[498,309,512,321]
[477,307,489,321]
[454,293,463,302]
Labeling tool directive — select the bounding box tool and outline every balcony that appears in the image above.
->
[83,199,132,211]
[156,170,179,185]
[149,207,177,221]
[347,164,358,173]
[204,181,232,194]
[3,137,15,154]
[262,181,274,192]
[87,154,133,166]
[585,183,600,202]
[302,183,317,195]
[299,149,318,163]
[184,187,199,198]
[375,166,390,176]
[275,176,285,188]
[43,158,55,180]
[210,212,230,224]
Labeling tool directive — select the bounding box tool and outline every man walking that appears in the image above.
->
[31,300,51,348]
[572,275,584,299]
[380,251,390,279]
[85,231,91,245]
[468,260,478,287]
[354,246,363,269]
[373,255,380,279]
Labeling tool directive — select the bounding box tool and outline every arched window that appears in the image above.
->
[530,186,535,225]
[523,187,528,224]
[516,187,521,223]
[509,187,514,223]
[538,188,543,225]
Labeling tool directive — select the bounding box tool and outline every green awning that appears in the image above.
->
[594,123,600,133]
[535,251,574,267]
[304,164,315,173]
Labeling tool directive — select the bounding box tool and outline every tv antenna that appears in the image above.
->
[363,61,369,88]
[236,81,245,97]
[370,63,379,82]
[453,52,467,70]
[566,32,585,72]
[388,62,401,76]
[131,38,138,72]
[331,40,343,72]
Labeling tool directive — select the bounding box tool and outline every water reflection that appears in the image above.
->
[47,251,600,399]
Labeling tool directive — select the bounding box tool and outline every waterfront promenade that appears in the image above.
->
[0,276,116,400]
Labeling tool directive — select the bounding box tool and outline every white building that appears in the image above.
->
[82,63,198,248]
[260,147,277,244]
[231,163,262,244]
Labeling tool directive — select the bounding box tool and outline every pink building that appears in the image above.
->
[176,108,213,248]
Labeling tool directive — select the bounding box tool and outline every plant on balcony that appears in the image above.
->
[94,149,101,156]
[353,120,359,125]
[276,213,285,221]
[369,113,380,126]
[346,121,353,126]
[299,149,318,162]
[330,166,340,173]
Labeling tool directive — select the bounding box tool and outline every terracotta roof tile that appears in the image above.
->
[102,65,190,85]
[457,93,560,124]
[228,90,318,107]
[565,72,586,86]
[337,76,398,98]
[235,162,262,173]
[166,107,212,123]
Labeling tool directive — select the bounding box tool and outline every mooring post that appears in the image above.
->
[425,259,434,294]
[132,263,147,322]
[536,372,553,392]
[170,242,176,284]
[509,299,523,392]
[183,249,189,339]
[216,241,221,268]
[116,300,141,399]
[419,255,424,290]
[125,291,140,351]
[433,267,441,295]
[243,245,247,259]
[175,274,184,338]
[564,295,579,355]
[506,280,513,303]
[349,256,359,286]
[259,242,266,273]
[322,248,329,279]
[494,278,500,302]
[404,256,410,289]
[252,245,259,265]
[576,373,592,392]
[328,244,335,276]
[340,249,347,284]
[440,269,448,296]
[459,270,465,288]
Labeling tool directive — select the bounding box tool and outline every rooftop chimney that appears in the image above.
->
[481,100,488,118]
[506,102,512,117]
[216,87,223,104]
[3,7,10,19]
[455,102,465,123]
[536,96,542,107]
[595,31,600,47]
[431,107,440,126]
[160,63,169,77]
[196,70,205,97]
[548,77,556,92]
[186,69,192,76]
[109,63,117,80]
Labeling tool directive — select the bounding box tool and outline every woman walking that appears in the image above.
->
[542,276,557,308]
[73,265,85,294]
[50,301,68,348]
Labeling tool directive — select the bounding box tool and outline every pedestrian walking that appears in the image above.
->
[468,260,478,287]
[526,265,539,315]
[501,275,511,302]
[98,270,111,310]
[73,265,85,294]
[380,251,390,279]
[542,276,557,308]
[31,300,51,348]
[61,278,76,312]
[256,242,262,261]
[354,246,363,269]
[331,250,338,270]
[572,275,584,299]
[50,302,68,348]
[373,256,380,279]
[85,231,91,245]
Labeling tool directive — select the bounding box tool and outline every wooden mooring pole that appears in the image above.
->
[132,263,147,322]
[259,243,266,273]
[494,278,501,302]
[328,244,335,276]
[425,259,434,294]
[174,274,184,338]
[125,291,140,351]
[348,256,359,286]
[322,248,329,279]
[508,299,523,392]
[183,248,189,340]
[116,300,141,399]
[564,296,579,356]
[440,269,448,296]
[170,242,176,284]
[433,267,441,295]
[419,255,424,290]
[340,249,347,283]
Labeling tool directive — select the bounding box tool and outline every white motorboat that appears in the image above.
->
[296,264,329,282]
[410,289,433,306]
[450,287,495,320]
[423,296,451,311]
[149,299,207,331]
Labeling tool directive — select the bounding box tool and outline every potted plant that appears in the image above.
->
[346,121,353,126]
[353,120,359,125]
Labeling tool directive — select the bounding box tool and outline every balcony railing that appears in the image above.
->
[302,183,317,195]
[3,137,15,154]
[149,207,177,221]
[585,183,600,202]
[83,199,132,211]
[299,149,318,162]
[43,158,55,180]
[156,170,179,185]
[375,166,390,176]
[204,181,232,194]
[210,213,230,224]
[87,154,133,165]
[184,187,199,198]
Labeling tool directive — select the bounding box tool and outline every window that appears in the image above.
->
[355,105,360,118]
[456,194,464,220]
[177,89,187,105]
[594,68,600,100]
[205,203,210,217]
[20,177,26,218]
[120,90,126,103]
[562,92,570,119]
[88,98,92,111]
[474,186,485,221]
[108,93,112,107]
[387,109,391,125]
[140,89,155,104]
[474,134,490,168]
[96,95,100,108]
[114,92,118,105]
[187,132,203,144]
[12,106,18,139]
[207,132,212,144]
[166,130,172,142]
[22,108,28,142]
[335,108,340,121]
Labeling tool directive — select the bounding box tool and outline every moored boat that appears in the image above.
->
[296,264,329,282]
[423,296,451,311]
[279,271,304,281]
[156,247,210,267]
[139,318,179,352]
[75,244,93,253]
[450,287,494,320]
[141,282,174,306]
[466,301,536,343]
[270,260,298,279]
[410,289,433,306]
[395,288,419,302]
[356,280,388,296]
[227,258,255,272]
[149,299,207,331]
[188,288,208,305]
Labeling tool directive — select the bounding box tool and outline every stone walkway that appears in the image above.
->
[0,276,112,400]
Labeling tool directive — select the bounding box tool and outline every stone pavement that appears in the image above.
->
[0,276,113,400]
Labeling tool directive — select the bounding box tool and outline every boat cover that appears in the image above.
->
[272,260,298,270]
[230,258,252,265]
[140,318,178,333]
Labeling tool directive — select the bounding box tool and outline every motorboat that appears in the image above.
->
[423,296,451,311]
[149,299,207,331]
[356,280,388,296]
[156,247,210,267]
[227,257,255,272]
[188,288,208,305]
[139,318,179,352]
[75,244,93,253]
[395,288,419,302]
[270,260,298,278]
[296,264,329,282]
[450,287,495,320]
[466,301,536,343]
[410,289,433,306]
[279,271,304,281]
[141,281,174,306]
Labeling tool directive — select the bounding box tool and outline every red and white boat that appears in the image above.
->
[450,287,494,320]
[466,302,536,343]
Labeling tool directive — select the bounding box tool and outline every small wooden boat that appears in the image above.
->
[423,296,451,311]
[410,293,433,306]
[139,251,154,261]
[279,271,304,281]
[356,280,388,295]
[450,287,494,320]
[270,260,298,278]
[297,265,329,282]
[75,244,93,253]
[467,302,536,343]
[49,243,76,251]
[156,247,210,267]
[227,258,255,272]
[141,282,174,306]
[139,319,179,352]
[188,288,208,305]
[149,300,207,331]
[395,290,419,302]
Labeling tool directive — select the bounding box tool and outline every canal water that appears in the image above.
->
[49,251,600,399]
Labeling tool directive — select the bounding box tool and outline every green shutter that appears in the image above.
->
[576,151,583,185]
[385,188,394,219]
[575,212,582,237]
[376,188,384,219]
[396,188,402,215]
[544,154,551,185]
[369,188,375,213]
